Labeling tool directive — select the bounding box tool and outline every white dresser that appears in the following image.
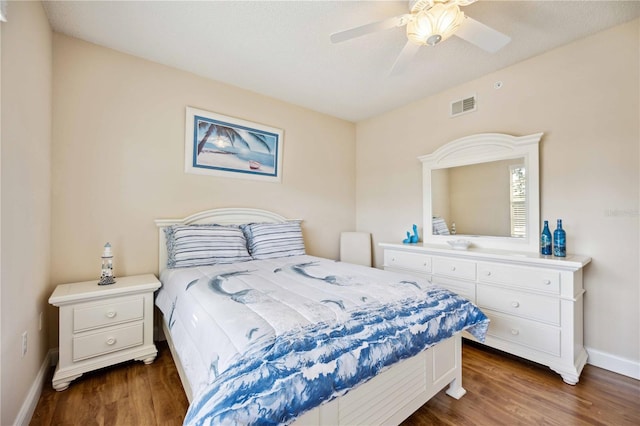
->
[380,243,591,385]
[49,274,161,390]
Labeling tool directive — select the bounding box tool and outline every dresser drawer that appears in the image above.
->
[73,322,144,361]
[384,250,431,274]
[477,263,560,294]
[431,275,476,302]
[477,285,559,325]
[432,257,476,281]
[485,310,560,356]
[73,296,144,332]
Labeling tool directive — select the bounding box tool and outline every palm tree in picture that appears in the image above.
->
[196,122,272,156]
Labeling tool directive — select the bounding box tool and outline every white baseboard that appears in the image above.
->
[586,346,640,380]
[14,349,57,426]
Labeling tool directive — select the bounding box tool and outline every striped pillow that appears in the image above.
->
[165,224,252,268]
[242,221,306,260]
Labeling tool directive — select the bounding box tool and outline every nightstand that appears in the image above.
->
[49,274,161,391]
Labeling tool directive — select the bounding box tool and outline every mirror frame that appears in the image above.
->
[419,132,543,253]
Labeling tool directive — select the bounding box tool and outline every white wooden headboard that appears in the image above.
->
[154,207,290,275]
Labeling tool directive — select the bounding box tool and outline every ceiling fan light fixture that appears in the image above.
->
[406,2,466,46]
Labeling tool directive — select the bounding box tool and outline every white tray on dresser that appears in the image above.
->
[380,242,591,385]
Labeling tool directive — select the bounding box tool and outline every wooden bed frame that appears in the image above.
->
[154,208,467,425]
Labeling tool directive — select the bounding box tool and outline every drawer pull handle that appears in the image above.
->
[543,279,551,285]
[106,337,117,346]
[485,271,492,276]
[423,262,427,267]
[510,329,520,336]
[451,266,456,271]
[106,310,117,319]
[511,301,520,308]
[391,257,396,262]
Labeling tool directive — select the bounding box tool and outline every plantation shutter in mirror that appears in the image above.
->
[510,165,526,238]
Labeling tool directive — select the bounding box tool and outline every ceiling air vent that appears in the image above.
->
[450,95,476,117]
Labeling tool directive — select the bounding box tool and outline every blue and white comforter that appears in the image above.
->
[155,255,489,426]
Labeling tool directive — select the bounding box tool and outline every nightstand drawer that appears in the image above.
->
[73,322,144,361]
[477,263,560,294]
[73,296,144,332]
[477,285,559,325]
[485,310,560,356]
[432,257,476,280]
[384,250,431,273]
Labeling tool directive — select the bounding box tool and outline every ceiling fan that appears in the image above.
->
[330,0,510,74]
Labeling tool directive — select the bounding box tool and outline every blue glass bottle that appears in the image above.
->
[553,219,566,257]
[540,221,552,255]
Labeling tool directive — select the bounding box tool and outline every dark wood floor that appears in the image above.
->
[31,341,640,425]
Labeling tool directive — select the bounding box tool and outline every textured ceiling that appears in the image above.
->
[43,0,640,122]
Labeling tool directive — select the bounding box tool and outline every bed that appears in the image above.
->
[154,208,489,425]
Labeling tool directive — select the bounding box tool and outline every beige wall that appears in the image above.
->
[1,1,52,424]
[356,20,639,369]
[51,34,356,338]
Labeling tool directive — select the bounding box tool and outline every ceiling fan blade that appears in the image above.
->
[330,14,411,44]
[390,41,421,76]
[454,16,510,53]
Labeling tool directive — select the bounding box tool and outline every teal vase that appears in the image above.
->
[541,221,552,255]
[553,219,566,257]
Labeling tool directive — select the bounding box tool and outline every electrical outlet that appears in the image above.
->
[21,331,28,357]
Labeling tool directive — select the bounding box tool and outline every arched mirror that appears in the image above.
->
[419,132,543,252]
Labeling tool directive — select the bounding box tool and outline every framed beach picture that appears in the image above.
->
[185,107,283,182]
